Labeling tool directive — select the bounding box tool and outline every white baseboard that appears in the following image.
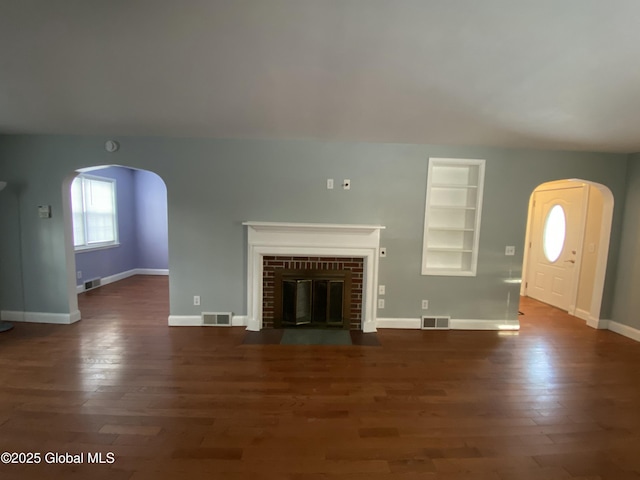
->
[168,314,247,327]
[450,319,520,330]
[77,268,169,293]
[376,318,421,329]
[1,310,82,325]
[607,321,640,342]
[168,315,201,326]
[232,315,248,327]
[376,317,520,331]
[136,269,170,276]
[575,308,591,322]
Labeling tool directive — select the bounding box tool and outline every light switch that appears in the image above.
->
[505,246,516,256]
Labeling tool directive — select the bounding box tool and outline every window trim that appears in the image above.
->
[72,173,120,252]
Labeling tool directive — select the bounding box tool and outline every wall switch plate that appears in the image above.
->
[380,248,387,257]
[343,179,351,190]
[378,299,385,309]
[505,246,516,256]
[77,271,82,279]
[327,178,334,189]
[378,285,386,295]
[422,299,429,310]
[193,295,200,306]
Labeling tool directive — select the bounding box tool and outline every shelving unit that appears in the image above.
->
[422,158,485,276]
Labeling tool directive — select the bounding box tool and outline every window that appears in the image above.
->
[543,204,566,263]
[71,174,118,250]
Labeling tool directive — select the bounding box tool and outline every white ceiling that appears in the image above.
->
[2,0,640,153]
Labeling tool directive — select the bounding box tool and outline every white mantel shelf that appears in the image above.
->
[244,221,385,333]
[243,221,385,234]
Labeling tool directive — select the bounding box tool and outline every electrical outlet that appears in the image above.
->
[327,178,334,189]
[380,248,387,257]
[343,179,351,190]
[378,299,385,309]
[76,271,82,279]
[505,246,516,256]
[193,295,200,306]
[422,299,429,310]
[378,285,386,295]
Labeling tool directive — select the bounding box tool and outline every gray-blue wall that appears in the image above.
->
[0,135,630,325]
[612,154,640,330]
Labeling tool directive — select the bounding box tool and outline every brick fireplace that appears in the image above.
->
[243,222,385,333]
[262,256,364,329]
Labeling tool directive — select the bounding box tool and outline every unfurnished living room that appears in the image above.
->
[1,2,640,479]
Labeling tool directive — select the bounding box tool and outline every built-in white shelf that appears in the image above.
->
[422,158,485,276]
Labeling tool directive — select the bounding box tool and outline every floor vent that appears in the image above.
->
[202,312,233,327]
[84,278,102,291]
[421,316,450,330]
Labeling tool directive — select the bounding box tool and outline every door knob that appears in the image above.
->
[564,260,575,264]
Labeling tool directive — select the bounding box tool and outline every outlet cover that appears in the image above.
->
[505,246,516,256]
[378,285,386,295]
[327,178,334,189]
[378,299,385,309]
[193,295,201,306]
[422,299,429,310]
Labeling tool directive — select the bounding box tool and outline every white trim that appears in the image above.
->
[77,268,169,293]
[168,315,201,326]
[607,321,640,342]
[244,222,384,333]
[575,308,609,330]
[376,318,422,329]
[1,310,81,325]
[74,242,121,253]
[451,318,520,330]
[232,315,248,327]
[587,317,609,330]
[376,317,520,330]
[574,308,591,322]
[167,314,248,327]
[136,268,169,276]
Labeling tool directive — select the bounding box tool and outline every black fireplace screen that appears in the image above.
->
[282,279,344,326]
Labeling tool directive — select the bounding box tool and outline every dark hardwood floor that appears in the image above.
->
[1,276,640,479]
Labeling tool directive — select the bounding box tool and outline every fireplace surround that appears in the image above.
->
[264,256,364,329]
[243,222,385,332]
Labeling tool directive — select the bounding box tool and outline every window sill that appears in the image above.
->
[75,243,120,253]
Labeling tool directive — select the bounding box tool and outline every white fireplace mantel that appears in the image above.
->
[243,221,385,332]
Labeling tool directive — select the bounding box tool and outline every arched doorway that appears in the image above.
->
[521,179,614,327]
[62,165,169,321]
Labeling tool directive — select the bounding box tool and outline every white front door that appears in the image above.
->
[526,186,587,312]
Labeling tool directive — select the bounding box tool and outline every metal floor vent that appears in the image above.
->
[202,312,233,327]
[421,316,450,330]
[84,278,102,291]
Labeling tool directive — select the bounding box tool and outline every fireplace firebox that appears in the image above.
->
[262,256,363,330]
[277,269,351,328]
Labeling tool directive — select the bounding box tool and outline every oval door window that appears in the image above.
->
[543,205,566,262]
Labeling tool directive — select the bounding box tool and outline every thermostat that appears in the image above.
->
[38,205,51,218]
